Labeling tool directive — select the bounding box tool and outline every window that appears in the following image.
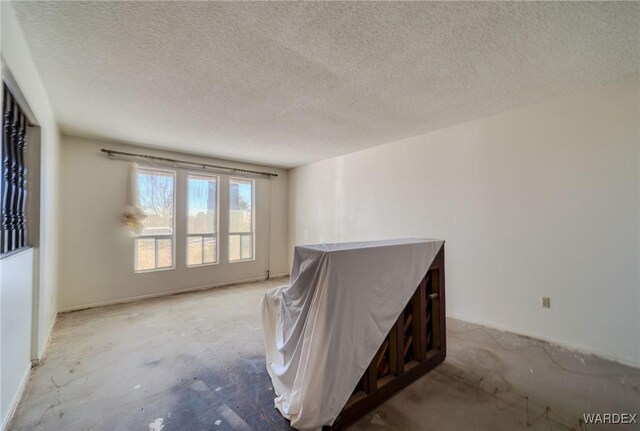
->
[229,178,254,261]
[135,168,175,272]
[187,174,218,266]
[1,83,29,255]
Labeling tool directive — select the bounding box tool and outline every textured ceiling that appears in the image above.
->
[10,1,640,168]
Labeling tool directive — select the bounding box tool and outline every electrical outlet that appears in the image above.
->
[542,297,551,308]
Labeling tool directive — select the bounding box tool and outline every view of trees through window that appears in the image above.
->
[187,175,218,266]
[229,178,253,261]
[135,169,175,271]
[133,169,255,271]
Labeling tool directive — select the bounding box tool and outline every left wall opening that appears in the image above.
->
[0,72,42,431]
[1,2,62,429]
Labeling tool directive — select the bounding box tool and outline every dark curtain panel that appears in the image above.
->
[2,83,28,254]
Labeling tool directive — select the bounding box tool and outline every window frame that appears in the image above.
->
[228,177,255,263]
[133,167,177,273]
[186,172,220,268]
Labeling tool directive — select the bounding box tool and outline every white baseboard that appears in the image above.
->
[58,274,289,313]
[447,312,640,369]
[1,363,31,431]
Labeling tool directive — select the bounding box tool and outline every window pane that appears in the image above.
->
[137,170,174,236]
[229,178,253,262]
[157,239,173,268]
[241,234,253,260]
[229,179,252,233]
[203,236,216,264]
[136,238,155,271]
[188,176,217,234]
[134,169,175,272]
[188,236,203,266]
[229,234,241,261]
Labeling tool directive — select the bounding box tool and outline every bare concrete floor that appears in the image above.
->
[8,277,640,431]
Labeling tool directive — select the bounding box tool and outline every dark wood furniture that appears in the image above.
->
[327,245,446,430]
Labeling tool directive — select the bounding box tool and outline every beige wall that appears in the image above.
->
[289,76,640,367]
[58,135,289,311]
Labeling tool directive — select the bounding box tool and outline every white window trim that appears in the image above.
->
[134,167,176,273]
[228,177,256,263]
[186,172,220,268]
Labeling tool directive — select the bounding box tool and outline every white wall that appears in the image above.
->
[1,3,61,429]
[58,136,289,311]
[289,76,640,367]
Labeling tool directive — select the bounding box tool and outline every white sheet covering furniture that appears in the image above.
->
[261,238,444,430]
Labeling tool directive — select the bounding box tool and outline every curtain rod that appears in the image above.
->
[100,148,278,178]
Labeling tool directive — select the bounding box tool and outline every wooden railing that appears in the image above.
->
[2,83,29,255]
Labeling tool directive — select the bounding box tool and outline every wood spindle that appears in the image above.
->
[390,313,404,376]
[413,277,427,361]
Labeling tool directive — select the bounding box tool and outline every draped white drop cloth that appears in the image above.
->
[261,238,444,430]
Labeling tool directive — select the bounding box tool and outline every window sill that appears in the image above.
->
[187,261,219,268]
[229,257,256,264]
[134,266,175,274]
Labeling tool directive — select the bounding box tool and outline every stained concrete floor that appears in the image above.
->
[8,277,640,431]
